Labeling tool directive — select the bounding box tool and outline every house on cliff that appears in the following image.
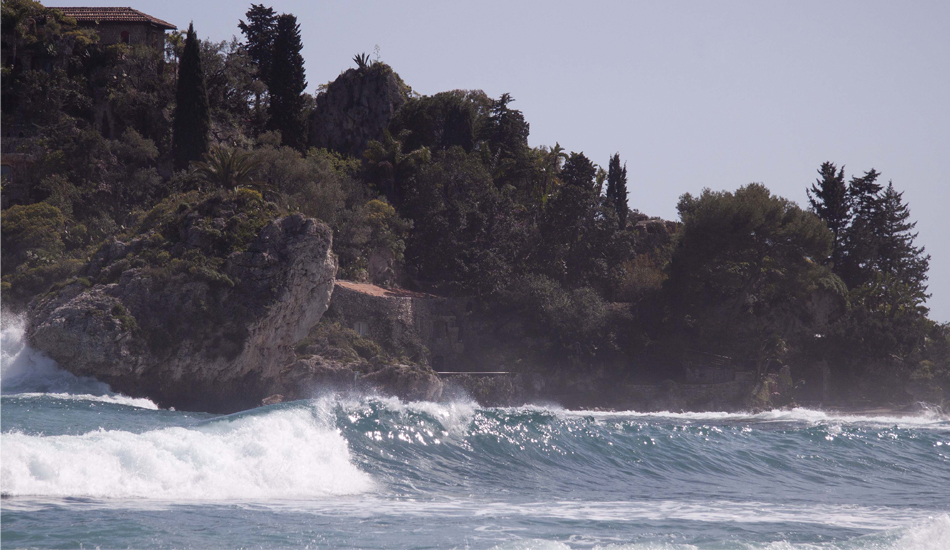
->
[1,7,175,192]
[51,7,176,48]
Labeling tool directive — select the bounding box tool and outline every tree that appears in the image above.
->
[668,184,838,363]
[193,146,262,190]
[363,129,431,204]
[401,148,521,295]
[266,13,306,150]
[870,182,930,314]
[807,161,849,267]
[839,169,883,288]
[538,152,622,289]
[389,90,486,154]
[606,153,629,228]
[172,23,210,171]
[479,93,531,186]
[238,4,277,88]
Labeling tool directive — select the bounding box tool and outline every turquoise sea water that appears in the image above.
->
[2,316,949,550]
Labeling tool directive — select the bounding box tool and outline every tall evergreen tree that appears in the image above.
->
[560,151,597,190]
[807,161,850,267]
[238,4,277,88]
[840,169,883,288]
[267,13,306,150]
[605,153,629,229]
[172,22,210,171]
[539,152,609,287]
[479,93,531,187]
[874,182,930,306]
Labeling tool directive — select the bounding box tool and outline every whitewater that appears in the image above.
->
[2,315,949,549]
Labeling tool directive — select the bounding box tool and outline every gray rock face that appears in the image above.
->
[27,214,336,412]
[308,64,408,157]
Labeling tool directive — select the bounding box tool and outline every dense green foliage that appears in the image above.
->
[2,0,946,406]
[667,184,839,371]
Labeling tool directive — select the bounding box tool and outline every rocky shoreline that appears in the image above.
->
[20,200,938,414]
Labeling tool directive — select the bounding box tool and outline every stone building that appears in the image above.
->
[328,281,466,370]
[52,7,176,49]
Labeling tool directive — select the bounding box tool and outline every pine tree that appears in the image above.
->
[606,153,629,229]
[839,169,883,288]
[874,182,930,306]
[807,161,849,267]
[238,4,277,88]
[172,23,210,171]
[267,13,307,150]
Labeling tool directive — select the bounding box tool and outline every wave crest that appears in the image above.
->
[1,404,373,499]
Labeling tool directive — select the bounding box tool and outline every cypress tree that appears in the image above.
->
[807,162,850,268]
[238,4,277,88]
[267,13,307,150]
[172,23,210,171]
[606,153,629,229]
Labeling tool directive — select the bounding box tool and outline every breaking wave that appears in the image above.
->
[1,311,158,409]
[1,403,373,499]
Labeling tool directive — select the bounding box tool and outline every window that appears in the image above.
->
[121,31,130,44]
[353,321,369,337]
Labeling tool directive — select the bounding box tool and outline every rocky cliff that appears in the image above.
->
[308,63,409,157]
[28,207,336,412]
[25,191,446,412]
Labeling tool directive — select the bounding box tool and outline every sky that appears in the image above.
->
[54,1,950,321]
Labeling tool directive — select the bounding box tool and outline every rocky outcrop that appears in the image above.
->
[308,63,409,157]
[28,214,336,412]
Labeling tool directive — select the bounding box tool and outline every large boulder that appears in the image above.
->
[308,63,409,157]
[27,193,336,412]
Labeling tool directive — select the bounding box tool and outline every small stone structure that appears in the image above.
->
[52,7,176,49]
[329,281,465,368]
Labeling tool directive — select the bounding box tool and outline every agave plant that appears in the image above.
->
[193,147,263,191]
[353,52,371,71]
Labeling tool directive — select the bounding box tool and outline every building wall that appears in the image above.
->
[327,284,466,368]
[84,22,167,49]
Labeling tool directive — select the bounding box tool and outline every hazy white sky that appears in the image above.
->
[54,1,950,321]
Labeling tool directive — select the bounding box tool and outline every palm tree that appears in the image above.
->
[537,142,567,202]
[364,130,430,203]
[193,147,262,191]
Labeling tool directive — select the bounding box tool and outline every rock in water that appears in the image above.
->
[27,210,336,413]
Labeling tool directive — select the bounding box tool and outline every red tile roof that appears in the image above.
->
[52,7,176,30]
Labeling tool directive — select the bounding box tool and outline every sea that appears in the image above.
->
[2,313,949,550]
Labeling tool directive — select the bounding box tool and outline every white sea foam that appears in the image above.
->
[486,514,950,550]
[10,392,160,410]
[1,404,374,499]
[1,311,158,409]
[323,393,479,438]
[565,406,948,429]
[365,499,940,531]
[888,514,950,550]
